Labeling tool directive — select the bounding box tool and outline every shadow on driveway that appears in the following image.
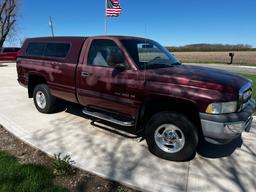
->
[55,100,248,160]
[28,99,255,192]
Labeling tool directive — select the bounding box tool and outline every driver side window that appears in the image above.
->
[88,39,127,68]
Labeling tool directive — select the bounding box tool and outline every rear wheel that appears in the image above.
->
[33,84,56,113]
[145,111,198,161]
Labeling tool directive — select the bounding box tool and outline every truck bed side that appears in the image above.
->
[17,37,87,103]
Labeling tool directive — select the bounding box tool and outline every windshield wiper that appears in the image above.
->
[172,62,182,65]
[145,63,174,69]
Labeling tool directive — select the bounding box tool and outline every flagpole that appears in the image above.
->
[105,0,107,34]
[49,16,54,37]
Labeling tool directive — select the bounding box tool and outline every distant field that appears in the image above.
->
[173,51,256,66]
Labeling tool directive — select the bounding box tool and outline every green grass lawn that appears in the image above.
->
[240,73,256,99]
[0,151,68,192]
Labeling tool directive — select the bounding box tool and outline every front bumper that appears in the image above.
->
[200,99,256,144]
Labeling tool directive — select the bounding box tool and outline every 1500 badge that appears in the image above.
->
[114,92,135,99]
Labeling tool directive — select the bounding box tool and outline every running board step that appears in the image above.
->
[82,107,135,127]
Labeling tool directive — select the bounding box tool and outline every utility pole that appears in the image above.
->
[49,16,54,37]
[105,0,107,34]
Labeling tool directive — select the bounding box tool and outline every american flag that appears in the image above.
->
[106,0,122,17]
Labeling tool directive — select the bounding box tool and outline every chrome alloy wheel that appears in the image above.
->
[154,124,185,153]
[36,91,46,109]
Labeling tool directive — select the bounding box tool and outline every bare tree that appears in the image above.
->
[0,0,16,47]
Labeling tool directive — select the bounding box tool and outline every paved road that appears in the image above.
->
[186,63,256,74]
[0,62,255,192]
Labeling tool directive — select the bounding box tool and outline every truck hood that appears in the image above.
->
[145,64,249,93]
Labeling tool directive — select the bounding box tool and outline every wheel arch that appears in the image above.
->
[28,73,48,98]
[136,96,202,136]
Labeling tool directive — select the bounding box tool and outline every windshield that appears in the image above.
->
[121,39,181,70]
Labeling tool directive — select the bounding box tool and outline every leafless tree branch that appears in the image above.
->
[0,0,17,47]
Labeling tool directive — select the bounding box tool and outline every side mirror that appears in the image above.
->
[114,63,127,72]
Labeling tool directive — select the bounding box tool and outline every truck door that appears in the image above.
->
[76,38,141,118]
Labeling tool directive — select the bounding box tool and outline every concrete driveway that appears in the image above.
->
[0,62,255,192]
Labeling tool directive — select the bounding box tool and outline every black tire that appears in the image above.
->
[33,84,56,113]
[145,111,198,161]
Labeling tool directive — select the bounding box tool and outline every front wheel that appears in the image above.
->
[33,84,56,113]
[145,111,198,161]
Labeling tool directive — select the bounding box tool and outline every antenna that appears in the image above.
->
[144,24,148,38]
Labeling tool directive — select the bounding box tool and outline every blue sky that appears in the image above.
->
[9,0,256,47]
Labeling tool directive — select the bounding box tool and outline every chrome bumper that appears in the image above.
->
[200,99,255,144]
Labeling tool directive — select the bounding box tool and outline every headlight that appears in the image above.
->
[206,101,237,114]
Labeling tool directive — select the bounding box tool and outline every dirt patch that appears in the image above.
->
[0,125,139,192]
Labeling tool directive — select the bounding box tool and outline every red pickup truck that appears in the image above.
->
[16,36,255,161]
[0,47,20,62]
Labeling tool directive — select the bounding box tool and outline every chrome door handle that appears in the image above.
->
[81,71,90,77]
